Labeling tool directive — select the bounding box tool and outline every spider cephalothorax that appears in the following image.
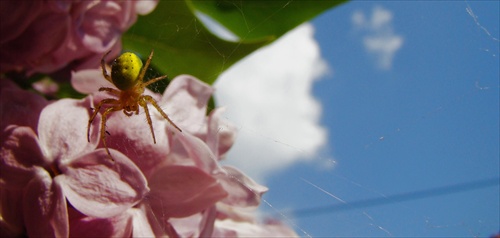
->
[87,50,182,160]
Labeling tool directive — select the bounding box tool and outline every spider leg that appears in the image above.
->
[100,106,120,161]
[101,50,113,83]
[137,50,154,84]
[99,87,121,96]
[87,98,120,142]
[142,75,168,88]
[142,95,182,132]
[139,97,157,144]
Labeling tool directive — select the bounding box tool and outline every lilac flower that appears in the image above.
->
[213,203,298,237]
[0,79,48,131]
[0,0,158,75]
[72,72,232,232]
[71,72,233,177]
[2,57,299,237]
[71,70,294,236]
[1,0,301,236]
[1,79,149,237]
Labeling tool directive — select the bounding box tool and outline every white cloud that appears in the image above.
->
[214,23,329,182]
[352,6,404,70]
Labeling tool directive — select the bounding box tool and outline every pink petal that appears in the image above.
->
[168,207,216,237]
[23,169,69,238]
[77,1,122,52]
[212,227,238,237]
[216,166,268,207]
[0,1,43,43]
[58,149,149,218]
[32,77,59,95]
[135,0,159,15]
[133,204,177,237]
[161,75,214,134]
[176,132,221,174]
[68,206,133,237]
[129,207,156,237]
[1,0,158,74]
[71,42,122,71]
[71,69,115,94]
[38,97,98,162]
[0,188,24,236]
[0,78,48,131]
[213,218,298,237]
[148,165,228,218]
[0,126,45,189]
[207,107,237,159]
[103,107,171,176]
[168,213,203,237]
[0,10,69,73]
[215,203,254,222]
[51,176,70,238]
[199,206,217,237]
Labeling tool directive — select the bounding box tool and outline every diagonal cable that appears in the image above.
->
[281,177,499,218]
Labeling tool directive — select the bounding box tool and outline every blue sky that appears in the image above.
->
[212,1,498,237]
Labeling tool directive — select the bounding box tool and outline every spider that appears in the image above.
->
[87,49,182,160]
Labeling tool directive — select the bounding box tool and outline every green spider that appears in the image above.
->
[87,50,182,160]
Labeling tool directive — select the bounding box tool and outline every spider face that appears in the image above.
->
[87,50,182,161]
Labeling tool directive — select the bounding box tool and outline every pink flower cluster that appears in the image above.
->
[0,0,157,74]
[1,73,297,237]
[0,0,297,236]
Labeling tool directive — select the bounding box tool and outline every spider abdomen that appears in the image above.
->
[111,52,143,90]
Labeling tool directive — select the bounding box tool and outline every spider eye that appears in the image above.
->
[111,52,143,90]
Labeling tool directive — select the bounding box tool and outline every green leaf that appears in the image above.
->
[192,0,347,41]
[123,1,268,85]
[123,0,346,85]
